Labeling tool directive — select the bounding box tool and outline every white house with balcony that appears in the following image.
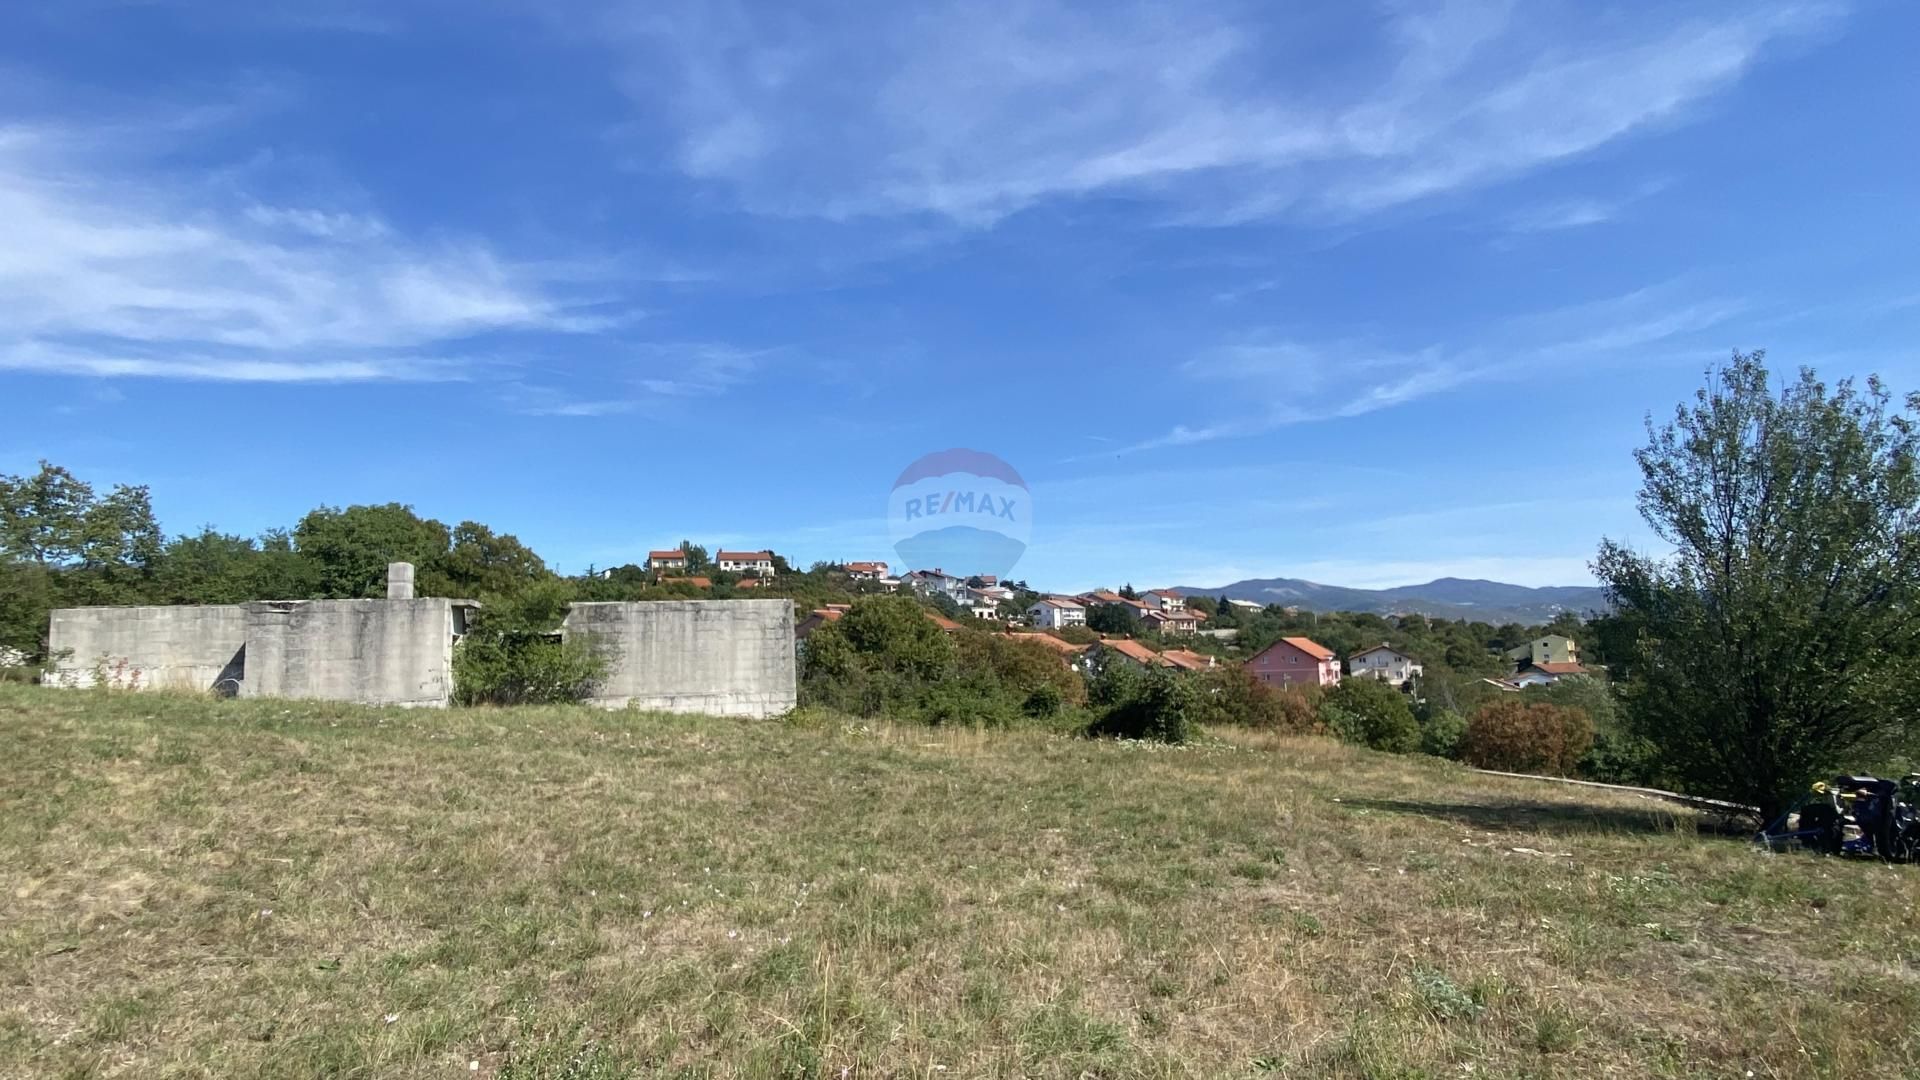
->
[1348,644,1424,686]
[716,550,776,576]
[1027,597,1086,630]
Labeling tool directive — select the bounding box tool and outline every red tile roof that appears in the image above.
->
[716,550,773,562]
[660,576,712,588]
[648,550,686,561]
[845,561,888,573]
[1279,636,1336,661]
[810,607,847,622]
[1009,633,1090,655]
[1102,638,1161,664]
[1531,662,1587,675]
[1158,649,1214,671]
[733,577,762,588]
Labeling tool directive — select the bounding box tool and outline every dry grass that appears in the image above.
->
[2,685,1917,1079]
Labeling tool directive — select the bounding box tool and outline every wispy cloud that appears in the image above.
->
[0,119,606,383]
[1106,281,1744,455]
[515,343,775,417]
[605,1,1840,226]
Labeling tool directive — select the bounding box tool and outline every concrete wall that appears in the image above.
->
[48,605,249,692]
[564,600,796,717]
[240,599,465,707]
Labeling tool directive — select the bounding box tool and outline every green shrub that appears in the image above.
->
[1087,667,1194,744]
[1023,683,1065,718]
[1420,708,1467,759]
[1579,724,1663,785]
[1461,700,1594,775]
[1321,677,1419,753]
[1190,665,1292,729]
[453,631,606,706]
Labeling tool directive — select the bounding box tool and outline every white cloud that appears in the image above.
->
[1113,281,1744,454]
[0,122,602,382]
[606,0,1839,225]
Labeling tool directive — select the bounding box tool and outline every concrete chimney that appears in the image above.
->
[386,561,415,600]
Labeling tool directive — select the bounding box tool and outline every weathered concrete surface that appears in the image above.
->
[240,599,471,707]
[564,600,795,717]
[48,605,248,692]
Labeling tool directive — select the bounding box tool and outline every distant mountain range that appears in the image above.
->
[1172,576,1608,625]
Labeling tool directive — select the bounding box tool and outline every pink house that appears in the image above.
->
[1247,636,1342,689]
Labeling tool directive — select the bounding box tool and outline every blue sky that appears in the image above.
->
[4,0,1917,593]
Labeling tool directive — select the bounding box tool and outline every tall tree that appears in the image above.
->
[1596,352,1920,818]
[294,504,451,599]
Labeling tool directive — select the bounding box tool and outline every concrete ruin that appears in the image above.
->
[564,599,796,717]
[238,597,475,708]
[48,604,249,692]
[46,564,798,715]
[48,562,475,707]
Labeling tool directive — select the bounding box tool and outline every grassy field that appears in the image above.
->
[2,685,1917,1079]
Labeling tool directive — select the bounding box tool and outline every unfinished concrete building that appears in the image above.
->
[563,599,796,717]
[48,565,798,715]
[47,604,249,692]
[49,563,476,707]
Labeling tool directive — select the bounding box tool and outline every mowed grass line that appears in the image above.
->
[1,685,1916,1079]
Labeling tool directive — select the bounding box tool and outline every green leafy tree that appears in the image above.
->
[0,461,161,571]
[294,503,451,599]
[1596,352,1920,818]
[428,521,550,599]
[1320,676,1419,753]
[1085,602,1140,636]
[678,541,711,572]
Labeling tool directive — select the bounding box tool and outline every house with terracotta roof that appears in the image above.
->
[1247,636,1342,689]
[1144,589,1186,613]
[845,561,889,580]
[1143,608,1202,637]
[647,549,688,572]
[1090,637,1162,670]
[1158,649,1217,672]
[795,605,851,641]
[1508,661,1589,687]
[1077,589,1130,606]
[1007,632,1093,671]
[1349,644,1423,686]
[1027,597,1087,630]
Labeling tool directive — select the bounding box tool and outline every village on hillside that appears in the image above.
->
[616,547,1594,690]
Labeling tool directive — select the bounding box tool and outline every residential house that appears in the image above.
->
[901,569,972,606]
[967,601,1003,621]
[1348,644,1424,686]
[874,576,902,593]
[1008,633,1092,671]
[1077,589,1130,606]
[716,550,777,576]
[1506,634,1579,668]
[1144,589,1186,613]
[1142,609,1202,637]
[1508,662,1588,687]
[647,549,688,572]
[795,605,851,641]
[845,561,890,580]
[1090,637,1162,670]
[1247,636,1342,689]
[1226,599,1264,612]
[1158,649,1216,672]
[1027,597,1087,630]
